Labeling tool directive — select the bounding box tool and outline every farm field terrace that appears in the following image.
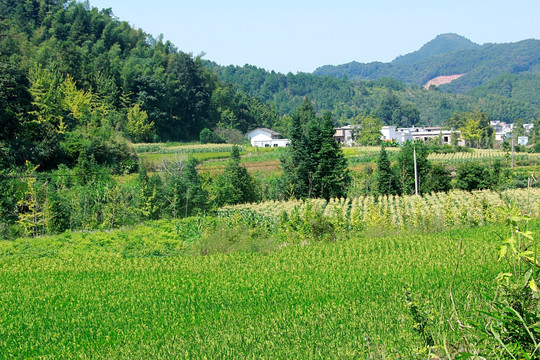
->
[1,218,537,358]
[133,143,540,175]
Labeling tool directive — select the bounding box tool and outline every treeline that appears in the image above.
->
[0,0,279,170]
[204,62,540,126]
[0,148,254,239]
[347,141,538,201]
[0,100,350,239]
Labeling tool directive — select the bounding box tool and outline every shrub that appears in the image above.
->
[199,128,225,144]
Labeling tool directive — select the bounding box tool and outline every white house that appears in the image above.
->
[334,125,357,146]
[247,128,290,147]
[518,136,529,146]
[381,126,413,144]
[381,126,457,145]
[491,122,535,142]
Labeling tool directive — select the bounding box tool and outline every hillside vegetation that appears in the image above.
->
[205,61,540,125]
[313,35,540,92]
[392,33,480,65]
[0,0,279,170]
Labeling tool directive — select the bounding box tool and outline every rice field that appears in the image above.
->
[2,216,534,358]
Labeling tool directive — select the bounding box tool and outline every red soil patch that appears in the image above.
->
[424,74,465,88]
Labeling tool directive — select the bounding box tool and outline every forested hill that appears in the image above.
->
[0,0,279,170]
[313,35,540,93]
[204,61,540,127]
[204,33,540,126]
[392,33,480,66]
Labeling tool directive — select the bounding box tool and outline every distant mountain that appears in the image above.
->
[392,33,479,65]
[313,35,540,93]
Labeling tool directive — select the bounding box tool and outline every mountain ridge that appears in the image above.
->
[313,35,540,93]
[391,33,480,65]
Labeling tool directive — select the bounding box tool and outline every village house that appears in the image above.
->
[333,125,356,146]
[247,128,290,147]
[381,126,458,145]
[491,121,534,142]
[491,121,513,141]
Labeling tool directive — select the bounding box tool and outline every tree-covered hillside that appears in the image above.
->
[392,33,480,66]
[0,0,279,170]
[313,35,540,93]
[204,62,540,126]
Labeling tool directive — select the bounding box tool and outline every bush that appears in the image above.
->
[214,127,246,144]
[425,163,452,193]
[528,142,540,153]
[455,163,493,191]
[199,128,225,144]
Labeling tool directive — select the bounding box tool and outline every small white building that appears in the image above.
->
[518,136,529,146]
[334,125,357,146]
[381,126,457,145]
[247,128,290,147]
[381,126,413,144]
[492,122,535,142]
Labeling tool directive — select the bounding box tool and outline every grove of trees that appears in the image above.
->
[0,0,280,171]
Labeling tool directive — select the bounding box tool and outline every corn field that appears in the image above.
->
[428,149,540,163]
[219,188,540,232]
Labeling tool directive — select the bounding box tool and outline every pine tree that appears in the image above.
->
[281,98,316,198]
[315,112,350,199]
[376,145,393,195]
[281,102,350,199]
[396,141,431,195]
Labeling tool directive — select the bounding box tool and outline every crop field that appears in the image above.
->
[134,143,539,175]
[428,148,540,164]
[220,188,540,233]
[2,214,536,358]
[134,143,286,173]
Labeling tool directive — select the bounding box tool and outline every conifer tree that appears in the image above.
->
[315,112,350,199]
[282,101,349,199]
[281,98,316,198]
[396,141,430,195]
[376,145,393,195]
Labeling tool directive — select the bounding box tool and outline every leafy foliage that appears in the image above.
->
[211,146,259,207]
[0,0,279,170]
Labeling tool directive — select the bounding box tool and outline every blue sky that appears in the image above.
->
[88,0,540,74]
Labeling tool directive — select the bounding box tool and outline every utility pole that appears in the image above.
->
[185,187,190,218]
[414,146,418,195]
[511,132,515,169]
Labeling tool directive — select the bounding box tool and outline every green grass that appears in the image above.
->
[2,218,535,358]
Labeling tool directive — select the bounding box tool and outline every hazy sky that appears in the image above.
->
[88,0,540,74]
